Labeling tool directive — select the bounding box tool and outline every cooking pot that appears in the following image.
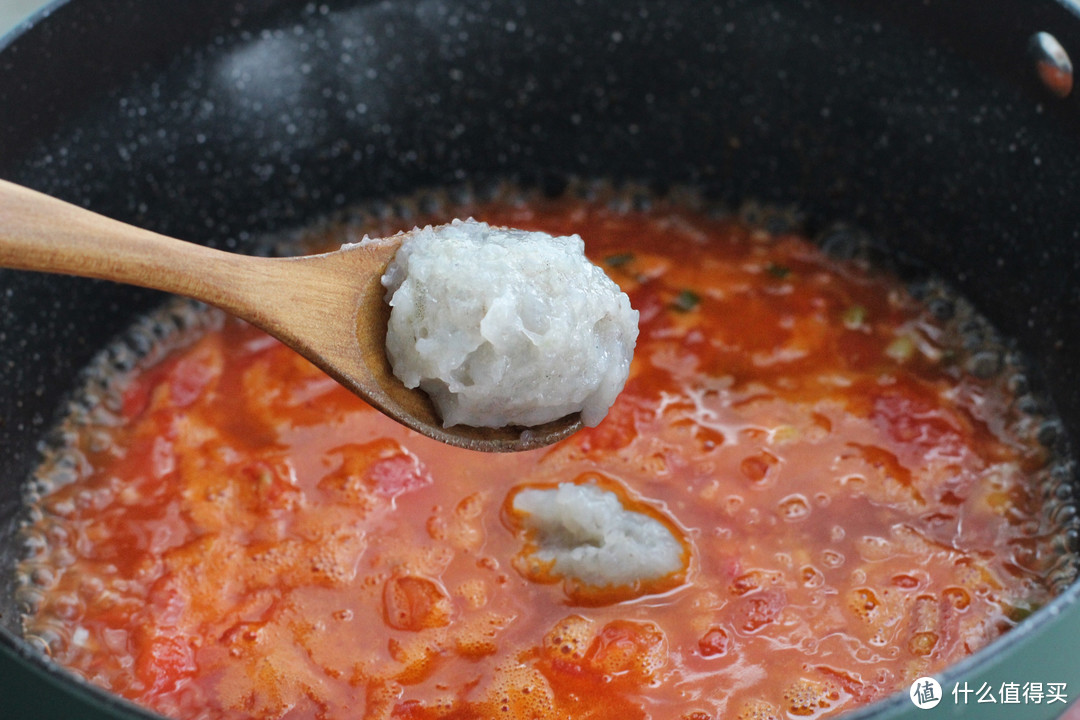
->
[2,0,1080,718]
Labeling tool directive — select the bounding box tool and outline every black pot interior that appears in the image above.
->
[2,0,1080,717]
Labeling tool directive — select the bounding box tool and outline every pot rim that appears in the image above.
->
[0,0,64,52]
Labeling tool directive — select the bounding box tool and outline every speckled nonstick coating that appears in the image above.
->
[2,1,1080,718]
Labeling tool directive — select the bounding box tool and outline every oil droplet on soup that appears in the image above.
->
[17,186,1076,720]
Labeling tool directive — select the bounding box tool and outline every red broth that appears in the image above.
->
[18,190,1074,719]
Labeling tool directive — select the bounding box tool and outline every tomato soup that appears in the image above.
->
[17,187,1075,719]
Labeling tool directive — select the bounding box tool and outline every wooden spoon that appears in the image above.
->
[0,179,583,452]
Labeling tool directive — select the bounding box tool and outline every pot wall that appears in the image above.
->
[2,1,1080,718]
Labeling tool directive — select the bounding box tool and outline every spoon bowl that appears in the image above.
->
[0,179,583,452]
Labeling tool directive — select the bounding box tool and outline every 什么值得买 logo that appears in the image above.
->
[910,677,943,709]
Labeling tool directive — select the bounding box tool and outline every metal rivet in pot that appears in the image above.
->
[1029,31,1074,98]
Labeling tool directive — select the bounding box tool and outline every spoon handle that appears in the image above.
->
[0,178,258,301]
[0,177,403,405]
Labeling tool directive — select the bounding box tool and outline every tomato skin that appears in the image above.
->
[135,634,196,695]
[697,627,730,657]
[383,575,453,631]
[122,376,154,421]
[871,386,964,453]
[583,619,667,684]
[168,353,218,408]
[737,589,787,634]
[369,452,431,498]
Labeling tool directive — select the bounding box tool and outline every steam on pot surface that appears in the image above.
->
[3,2,1080,720]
